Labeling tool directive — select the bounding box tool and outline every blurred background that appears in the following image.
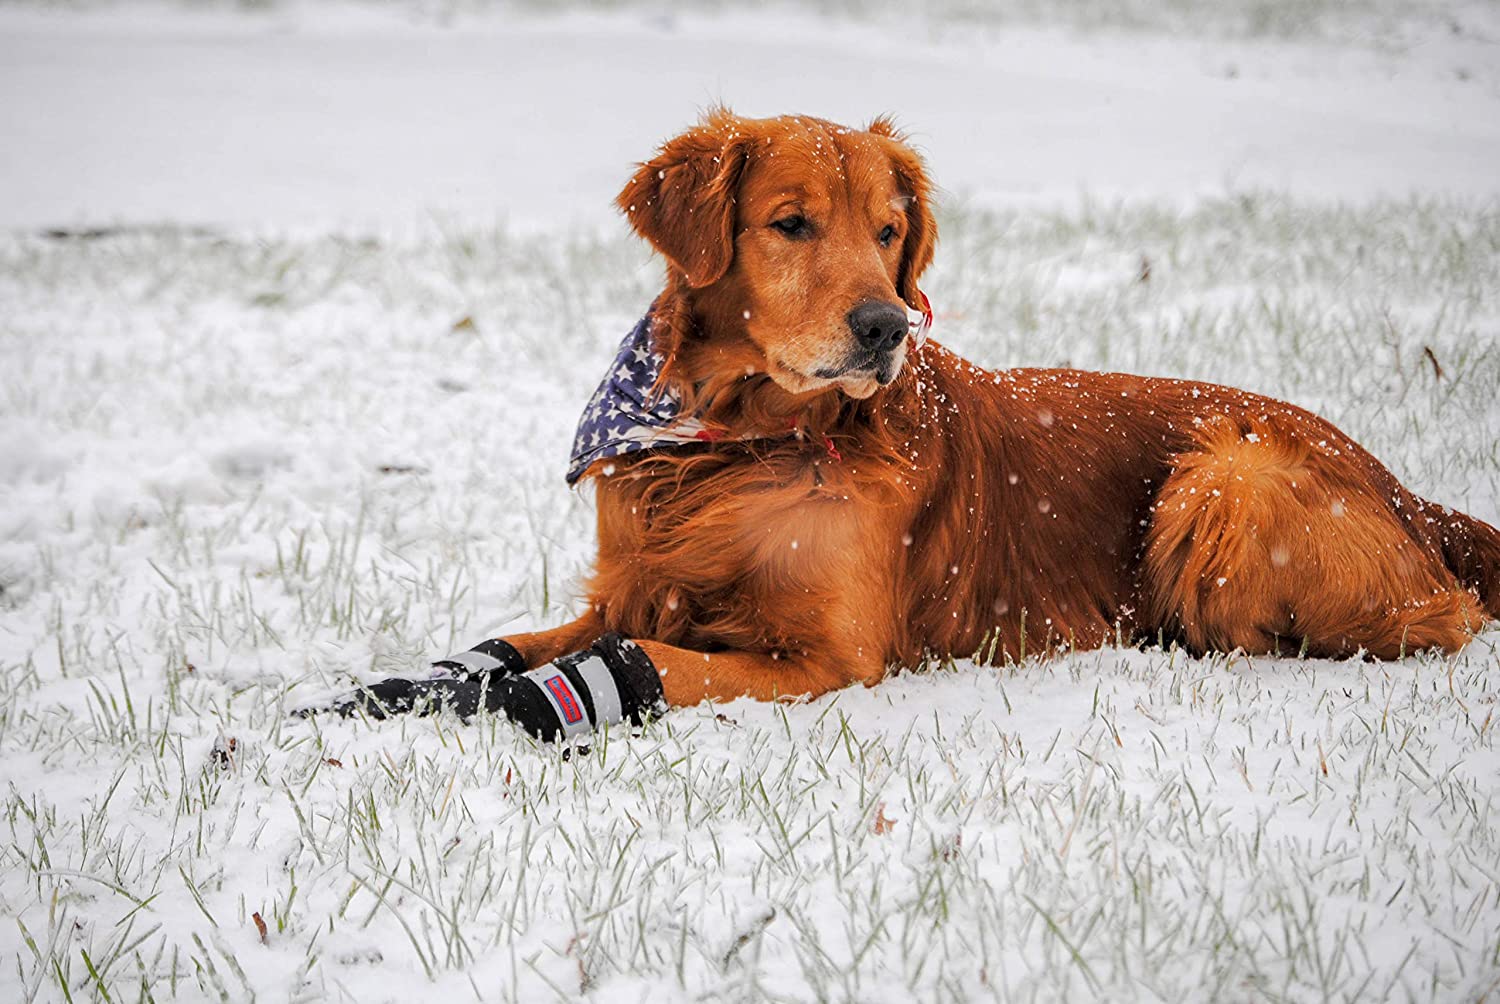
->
[3,0,1497,231]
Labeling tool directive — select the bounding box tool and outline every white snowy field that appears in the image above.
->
[3,1,1500,231]
[4,4,1500,1003]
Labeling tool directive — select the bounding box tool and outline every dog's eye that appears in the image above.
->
[878,224,898,247]
[772,215,808,237]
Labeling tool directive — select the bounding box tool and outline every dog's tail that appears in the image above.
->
[1437,506,1500,621]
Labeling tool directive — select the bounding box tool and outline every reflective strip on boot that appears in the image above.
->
[569,654,623,726]
[440,650,503,677]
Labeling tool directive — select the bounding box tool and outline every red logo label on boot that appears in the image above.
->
[544,674,584,724]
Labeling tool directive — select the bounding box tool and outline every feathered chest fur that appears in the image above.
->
[588,432,922,660]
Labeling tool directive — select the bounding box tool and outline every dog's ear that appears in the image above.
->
[869,116,936,311]
[617,110,751,289]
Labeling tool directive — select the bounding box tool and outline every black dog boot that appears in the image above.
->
[317,637,528,720]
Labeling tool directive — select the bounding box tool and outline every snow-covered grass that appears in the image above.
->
[3,193,1499,1001]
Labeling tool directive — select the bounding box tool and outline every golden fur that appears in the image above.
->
[502,110,1500,706]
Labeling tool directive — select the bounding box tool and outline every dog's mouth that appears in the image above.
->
[812,348,905,388]
[767,339,909,400]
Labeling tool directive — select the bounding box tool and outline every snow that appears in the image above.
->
[2,3,1500,1002]
[2,3,1499,232]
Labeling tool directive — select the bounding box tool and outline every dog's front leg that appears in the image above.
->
[314,621,881,739]
[632,641,883,707]
[498,613,607,668]
[459,637,882,741]
[311,614,604,720]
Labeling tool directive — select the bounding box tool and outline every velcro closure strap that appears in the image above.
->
[520,666,594,740]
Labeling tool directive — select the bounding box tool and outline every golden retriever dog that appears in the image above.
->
[331,110,1499,737]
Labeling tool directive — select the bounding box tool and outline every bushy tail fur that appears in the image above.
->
[1440,508,1500,620]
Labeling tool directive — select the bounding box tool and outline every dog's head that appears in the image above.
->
[618,109,935,401]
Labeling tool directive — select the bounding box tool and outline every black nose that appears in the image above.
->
[846,301,908,354]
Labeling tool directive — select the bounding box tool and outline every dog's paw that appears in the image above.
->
[294,637,528,721]
[481,634,667,742]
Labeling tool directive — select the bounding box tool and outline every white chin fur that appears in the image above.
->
[769,350,904,399]
[839,377,880,399]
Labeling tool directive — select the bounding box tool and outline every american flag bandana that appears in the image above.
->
[567,298,933,485]
[567,315,712,485]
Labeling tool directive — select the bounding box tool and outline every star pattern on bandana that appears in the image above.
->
[567,316,708,484]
